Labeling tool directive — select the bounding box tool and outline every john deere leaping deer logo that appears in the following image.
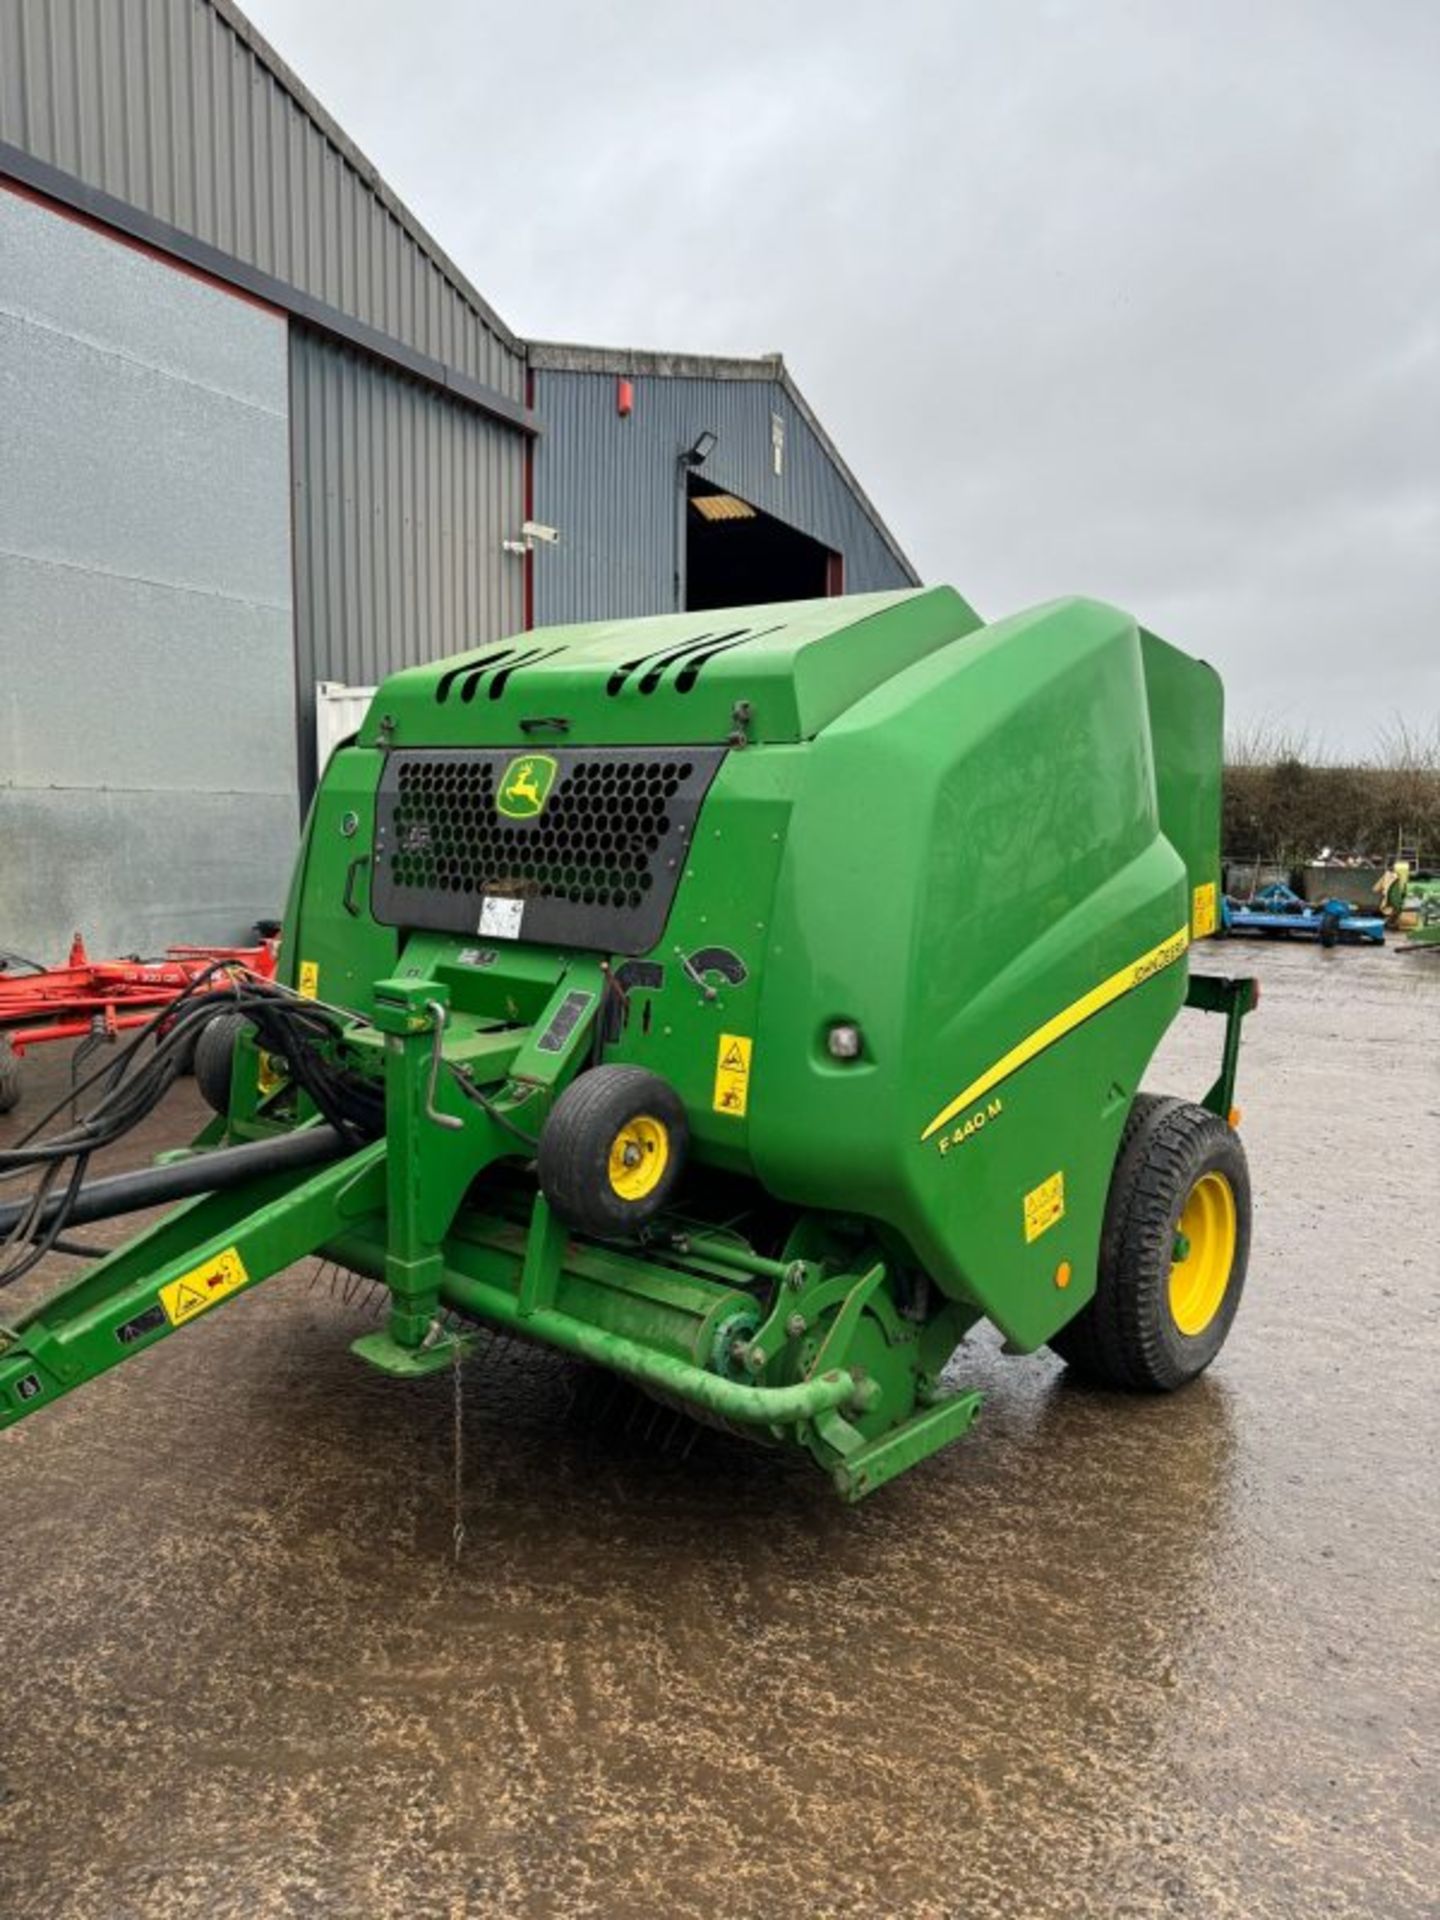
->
[496,753,557,820]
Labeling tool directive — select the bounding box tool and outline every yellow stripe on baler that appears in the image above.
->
[920,925,1190,1142]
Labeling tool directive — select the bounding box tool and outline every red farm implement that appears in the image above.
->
[0,929,279,1113]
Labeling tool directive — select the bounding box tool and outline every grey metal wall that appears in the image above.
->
[0,0,523,400]
[0,186,296,956]
[289,326,525,796]
[530,370,915,626]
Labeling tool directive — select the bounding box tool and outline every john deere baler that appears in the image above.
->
[0,589,1257,1498]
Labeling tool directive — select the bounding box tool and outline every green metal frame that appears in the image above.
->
[1185,972,1259,1118]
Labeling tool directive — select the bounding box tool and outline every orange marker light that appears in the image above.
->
[1228,1106,1243,1128]
[1054,1260,1072,1289]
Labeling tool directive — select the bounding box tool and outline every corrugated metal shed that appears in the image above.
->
[0,0,534,832]
[0,0,524,397]
[528,344,918,626]
[0,181,297,956]
[289,326,524,796]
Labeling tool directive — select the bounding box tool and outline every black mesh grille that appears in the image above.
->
[371,747,725,955]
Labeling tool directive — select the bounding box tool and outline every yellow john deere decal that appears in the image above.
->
[297,959,320,999]
[496,754,557,820]
[921,924,1190,1143]
[159,1247,250,1327]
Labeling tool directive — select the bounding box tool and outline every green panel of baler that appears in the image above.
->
[1140,628,1223,931]
[745,597,1193,1351]
[355,586,982,750]
[282,745,398,1003]
[599,742,798,1173]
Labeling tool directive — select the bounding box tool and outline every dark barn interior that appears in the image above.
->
[685,479,841,610]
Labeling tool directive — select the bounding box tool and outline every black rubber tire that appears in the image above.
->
[0,1038,21,1115]
[194,1012,250,1116]
[1319,910,1340,949]
[1049,1092,1174,1381]
[1051,1095,1250,1390]
[161,1000,215,1075]
[538,1065,688,1238]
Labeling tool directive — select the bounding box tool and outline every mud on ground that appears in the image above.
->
[0,940,1436,1919]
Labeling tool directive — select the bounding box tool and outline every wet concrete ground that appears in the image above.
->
[0,940,1436,1919]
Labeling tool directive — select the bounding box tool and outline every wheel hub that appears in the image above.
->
[607,1115,669,1202]
[1168,1171,1236,1337]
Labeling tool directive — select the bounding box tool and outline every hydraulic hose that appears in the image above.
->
[0,1126,345,1238]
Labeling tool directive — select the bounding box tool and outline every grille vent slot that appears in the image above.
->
[604,625,779,698]
[432,624,780,707]
[434,645,567,705]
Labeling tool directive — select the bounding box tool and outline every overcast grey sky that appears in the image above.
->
[246,0,1438,750]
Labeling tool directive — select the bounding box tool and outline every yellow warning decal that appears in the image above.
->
[297,960,320,999]
[1024,1171,1066,1244]
[159,1247,250,1327]
[713,1032,753,1117]
[1191,882,1218,939]
[921,924,1190,1142]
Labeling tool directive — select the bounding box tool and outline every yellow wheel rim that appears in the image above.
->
[1167,1171,1237,1337]
[607,1114,670,1202]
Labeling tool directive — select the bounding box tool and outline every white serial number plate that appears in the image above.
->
[479,896,524,940]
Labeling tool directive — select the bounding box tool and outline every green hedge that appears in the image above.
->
[1222,758,1440,863]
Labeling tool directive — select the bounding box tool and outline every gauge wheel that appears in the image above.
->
[194,1012,250,1116]
[1051,1094,1250,1389]
[538,1066,688,1237]
[160,999,216,1074]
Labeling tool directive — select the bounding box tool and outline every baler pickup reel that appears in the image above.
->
[0,588,1257,1501]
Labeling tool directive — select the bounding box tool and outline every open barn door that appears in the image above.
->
[685,479,841,611]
